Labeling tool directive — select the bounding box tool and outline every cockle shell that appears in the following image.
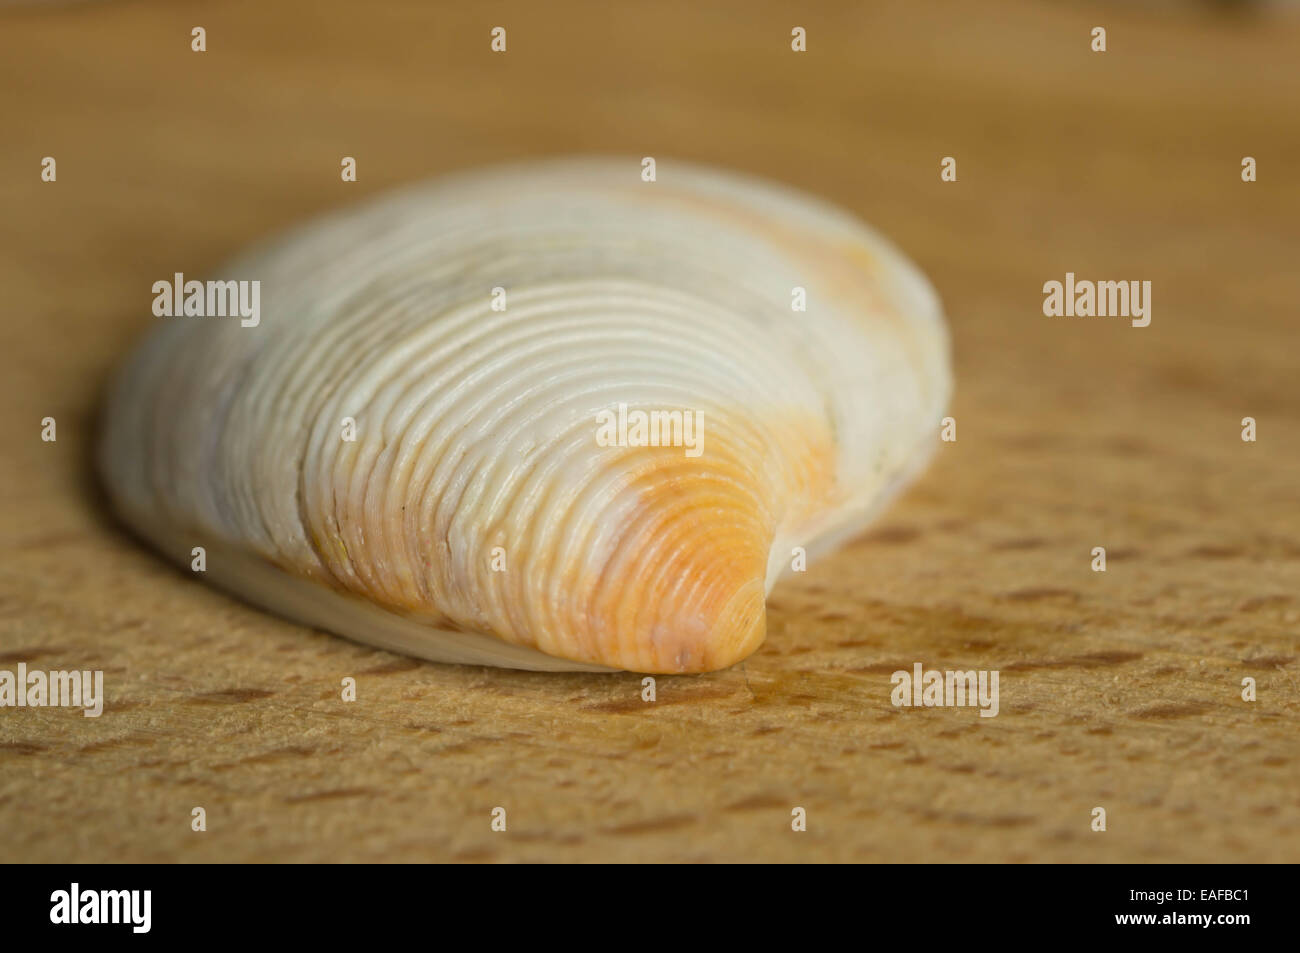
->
[99,158,951,673]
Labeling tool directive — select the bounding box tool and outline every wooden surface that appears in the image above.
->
[2,0,1298,863]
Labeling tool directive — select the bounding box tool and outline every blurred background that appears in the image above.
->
[1,1,1297,862]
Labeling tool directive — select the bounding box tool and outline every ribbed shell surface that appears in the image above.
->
[99,158,951,672]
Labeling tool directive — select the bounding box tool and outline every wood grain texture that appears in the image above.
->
[1,0,1297,863]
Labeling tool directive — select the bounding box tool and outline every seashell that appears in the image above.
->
[99,158,951,673]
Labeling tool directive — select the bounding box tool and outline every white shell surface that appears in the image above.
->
[100,158,951,673]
